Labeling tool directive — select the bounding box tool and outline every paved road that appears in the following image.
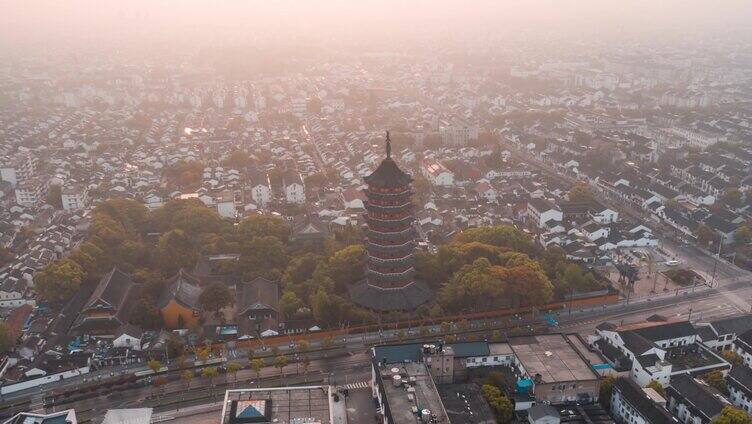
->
[9,276,750,420]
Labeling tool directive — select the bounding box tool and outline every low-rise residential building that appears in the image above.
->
[727,365,752,413]
[611,377,676,424]
[665,374,727,424]
[528,198,564,228]
[421,158,454,187]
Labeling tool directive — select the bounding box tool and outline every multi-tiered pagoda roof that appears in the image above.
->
[350,132,431,311]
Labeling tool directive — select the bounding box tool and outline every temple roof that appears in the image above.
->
[158,269,202,310]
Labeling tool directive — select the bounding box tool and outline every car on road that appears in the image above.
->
[665,260,680,267]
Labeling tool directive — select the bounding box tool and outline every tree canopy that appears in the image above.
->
[453,225,535,254]
[568,183,595,203]
[36,197,602,330]
[711,407,752,424]
[33,259,85,303]
[0,321,15,352]
[199,283,233,314]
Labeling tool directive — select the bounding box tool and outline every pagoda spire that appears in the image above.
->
[385,130,391,159]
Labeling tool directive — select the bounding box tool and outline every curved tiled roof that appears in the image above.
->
[349,279,431,311]
[158,269,201,310]
[364,157,412,188]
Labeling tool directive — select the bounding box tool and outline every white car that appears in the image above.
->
[665,260,680,267]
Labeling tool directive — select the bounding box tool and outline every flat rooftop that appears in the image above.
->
[220,386,344,424]
[489,342,514,356]
[437,383,496,424]
[378,361,450,424]
[510,334,599,384]
[565,333,607,365]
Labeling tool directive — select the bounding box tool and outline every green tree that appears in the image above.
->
[414,250,445,288]
[711,407,752,424]
[439,258,505,312]
[646,380,665,397]
[722,187,743,209]
[279,290,304,318]
[238,215,290,240]
[69,242,108,276]
[274,355,289,381]
[298,339,310,354]
[164,160,203,189]
[250,358,265,384]
[310,288,350,328]
[238,236,288,280]
[199,282,233,316]
[722,350,743,367]
[129,298,162,329]
[412,175,432,205]
[157,229,198,276]
[46,184,62,209]
[480,384,513,424]
[695,224,716,247]
[454,225,534,254]
[33,259,86,303]
[283,253,323,287]
[326,245,365,292]
[540,245,567,278]
[147,359,162,374]
[437,242,506,277]
[181,370,194,388]
[227,362,242,383]
[172,204,224,236]
[321,336,334,357]
[0,321,16,352]
[599,376,615,409]
[196,346,210,362]
[568,183,595,203]
[166,336,185,358]
[496,263,553,307]
[734,225,751,245]
[702,370,728,394]
[93,198,149,236]
[201,366,219,385]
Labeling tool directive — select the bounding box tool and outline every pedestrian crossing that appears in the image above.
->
[338,381,370,391]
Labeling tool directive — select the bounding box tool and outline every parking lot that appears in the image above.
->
[607,247,698,297]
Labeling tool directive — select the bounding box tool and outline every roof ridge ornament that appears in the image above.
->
[385,130,391,159]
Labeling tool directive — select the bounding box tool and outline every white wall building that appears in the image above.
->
[421,158,454,187]
[61,185,89,211]
[439,120,479,146]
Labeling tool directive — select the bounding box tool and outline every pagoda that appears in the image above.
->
[350,132,431,311]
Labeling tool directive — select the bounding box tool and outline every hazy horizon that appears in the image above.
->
[3,0,752,55]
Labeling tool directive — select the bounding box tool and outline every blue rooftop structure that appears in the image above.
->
[448,341,490,358]
[516,378,533,393]
[373,342,437,364]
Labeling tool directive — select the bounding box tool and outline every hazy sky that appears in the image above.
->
[2,1,752,53]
